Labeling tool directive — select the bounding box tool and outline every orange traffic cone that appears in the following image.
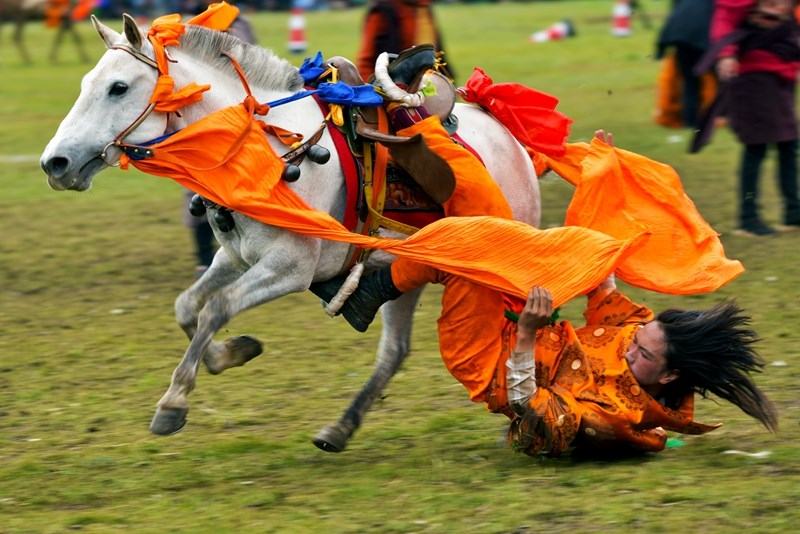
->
[287,7,307,54]
[530,20,576,43]
[612,0,632,37]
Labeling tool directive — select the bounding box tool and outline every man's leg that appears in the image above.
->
[738,143,774,235]
[776,139,800,226]
[309,258,433,333]
[390,115,514,219]
[362,257,507,400]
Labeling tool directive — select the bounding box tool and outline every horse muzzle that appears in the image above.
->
[41,154,105,192]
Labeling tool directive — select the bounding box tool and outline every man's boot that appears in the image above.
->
[309,266,404,332]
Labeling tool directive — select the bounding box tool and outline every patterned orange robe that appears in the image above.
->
[504,290,721,456]
[387,117,721,456]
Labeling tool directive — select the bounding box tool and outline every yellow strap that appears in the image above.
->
[356,140,419,264]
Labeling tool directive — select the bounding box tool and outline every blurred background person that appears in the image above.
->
[45,0,92,63]
[654,0,716,129]
[355,0,452,82]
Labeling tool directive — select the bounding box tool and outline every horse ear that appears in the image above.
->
[122,13,144,51]
[92,15,121,49]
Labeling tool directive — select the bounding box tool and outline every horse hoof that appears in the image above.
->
[312,424,350,453]
[150,407,188,436]
[226,335,263,364]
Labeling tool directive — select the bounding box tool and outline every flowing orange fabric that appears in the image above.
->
[120,104,644,308]
[120,103,285,203]
[185,2,241,30]
[458,68,573,157]
[540,138,744,294]
[120,5,739,308]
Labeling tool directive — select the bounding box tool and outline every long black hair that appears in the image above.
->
[656,301,778,431]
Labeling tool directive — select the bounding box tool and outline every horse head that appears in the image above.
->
[40,14,168,191]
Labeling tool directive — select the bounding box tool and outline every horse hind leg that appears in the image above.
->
[313,287,422,452]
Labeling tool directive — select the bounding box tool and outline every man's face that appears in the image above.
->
[625,321,677,388]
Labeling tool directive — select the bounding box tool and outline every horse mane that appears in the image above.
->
[179,25,305,93]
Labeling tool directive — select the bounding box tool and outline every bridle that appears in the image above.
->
[98,42,172,166]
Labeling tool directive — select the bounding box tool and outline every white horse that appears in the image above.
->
[40,13,541,452]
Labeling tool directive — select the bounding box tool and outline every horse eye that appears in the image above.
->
[108,82,129,97]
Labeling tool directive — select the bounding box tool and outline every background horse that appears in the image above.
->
[40,13,540,452]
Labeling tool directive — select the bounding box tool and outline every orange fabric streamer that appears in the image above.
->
[144,3,240,113]
[118,2,740,309]
[150,76,210,112]
[120,97,737,305]
[120,103,285,206]
[186,2,241,30]
[541,139,744,294]
[120,103,645,308]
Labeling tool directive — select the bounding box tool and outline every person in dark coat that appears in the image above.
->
[355,0,452,82]
[656,0,715,128]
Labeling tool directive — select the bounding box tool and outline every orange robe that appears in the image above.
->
[387,119,720,456]
[44,0,94,28]
[507,290,721,456]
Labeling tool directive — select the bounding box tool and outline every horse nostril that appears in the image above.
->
[44,156,70,178]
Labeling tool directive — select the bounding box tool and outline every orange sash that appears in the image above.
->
[120,103,646,308]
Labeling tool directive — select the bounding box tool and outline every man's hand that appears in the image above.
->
[594,129,614,147]
[515,286,553,352]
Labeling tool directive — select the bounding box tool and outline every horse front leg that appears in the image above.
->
[313,287,423,452]
[150,256,315,436]
[174,250,262,375]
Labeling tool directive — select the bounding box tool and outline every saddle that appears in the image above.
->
[321,46,458,208]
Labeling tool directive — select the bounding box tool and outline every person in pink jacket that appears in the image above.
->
[711,0,800,235]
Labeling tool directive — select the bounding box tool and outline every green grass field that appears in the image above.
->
[2,1,799,532]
